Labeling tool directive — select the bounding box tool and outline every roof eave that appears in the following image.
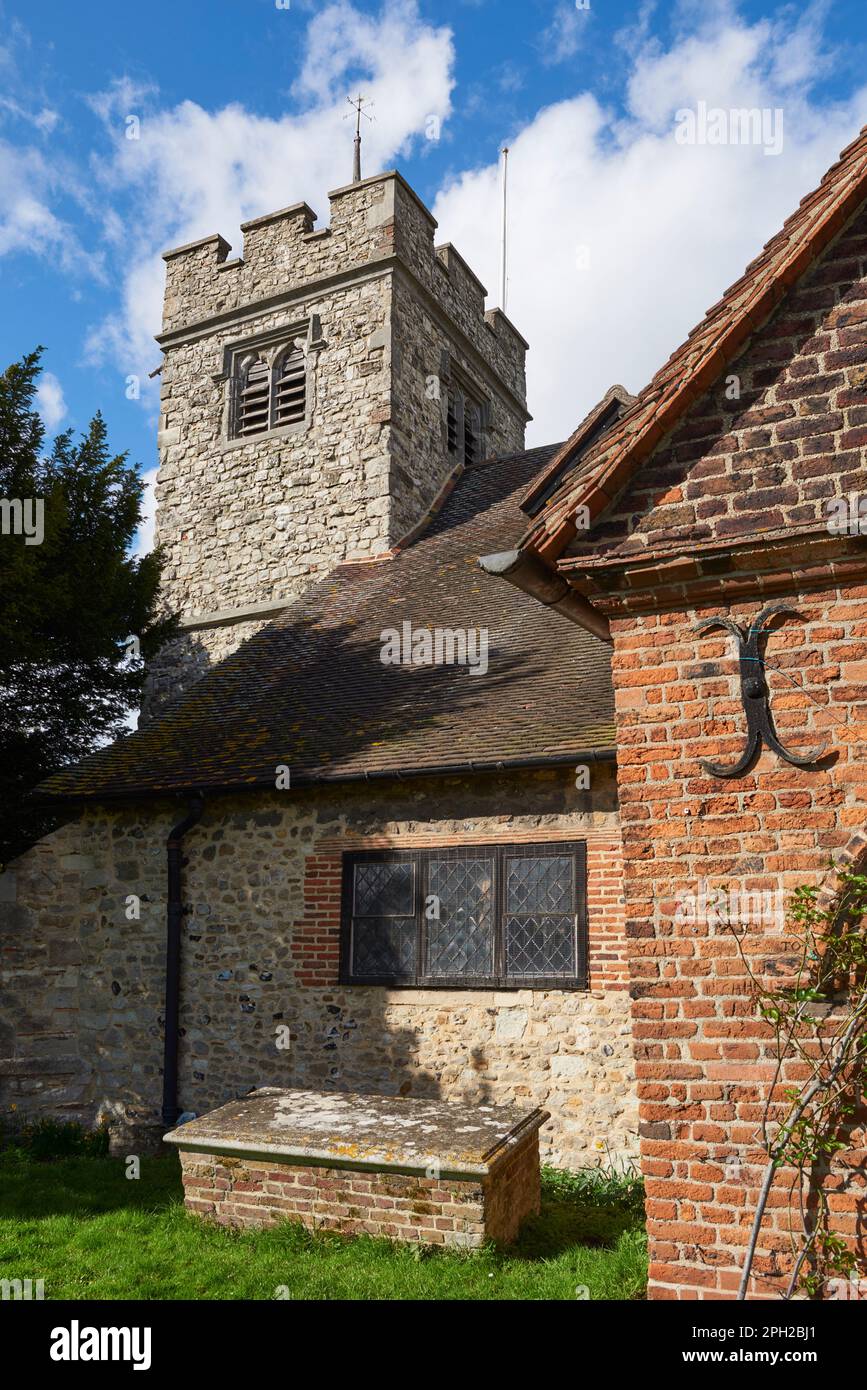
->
[523,123,867,567]
[32,746,617,808]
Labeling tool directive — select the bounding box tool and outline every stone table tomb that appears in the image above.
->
[164,1086,549,1247]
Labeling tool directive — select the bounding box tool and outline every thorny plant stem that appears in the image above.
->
[737,980,867,1300]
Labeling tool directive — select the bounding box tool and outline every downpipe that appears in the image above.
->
[162,793,204,1131]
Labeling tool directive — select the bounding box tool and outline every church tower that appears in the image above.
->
[145,170,529,713]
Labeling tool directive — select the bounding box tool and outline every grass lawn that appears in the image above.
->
[0,1151,647,1301]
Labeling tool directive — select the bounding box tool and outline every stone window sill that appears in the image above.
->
[221,419,309,453]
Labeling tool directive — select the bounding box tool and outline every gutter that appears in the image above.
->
[162,793,204,1130]
[33,748,617,808]
[478,548,612,644]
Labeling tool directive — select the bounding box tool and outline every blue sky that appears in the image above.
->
[2,0,866,549]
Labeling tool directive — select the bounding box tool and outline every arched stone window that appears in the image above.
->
[231,341,307,439]
[272,344,306,427]
[235,356,270,438]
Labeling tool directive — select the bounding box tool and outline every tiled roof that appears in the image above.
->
[519,384,636,518]
[38,444,616,802]
[524,122,867,563]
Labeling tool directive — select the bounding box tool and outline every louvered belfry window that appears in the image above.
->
[464,404,480,466]
[233,344,306,439]
[273,346,306,426]
[340,842,587,989]
[445,389,484,464]
[446,394,458,454]
[236,357,270,437]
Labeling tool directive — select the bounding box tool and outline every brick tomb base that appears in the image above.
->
[165,1087,548,1248]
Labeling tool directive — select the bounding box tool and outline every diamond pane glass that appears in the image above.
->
[354,861,414,917]
[351,917,416,978]
[426,857,494,977]
[506,915,574,976]
[506,856,572,914]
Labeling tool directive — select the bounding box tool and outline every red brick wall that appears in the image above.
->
[568,199,867,567]
[573,192,867,1299]
[290,853,342,989]
[613,591,867,1298]
[179,1131,541,1247]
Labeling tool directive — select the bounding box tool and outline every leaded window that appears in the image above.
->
[340,842,587,988]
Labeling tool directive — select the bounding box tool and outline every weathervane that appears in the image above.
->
[345,93,375,183]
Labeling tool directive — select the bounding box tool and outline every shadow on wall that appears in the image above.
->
[5,556,611,1150]
[155,765,618,1163]
[171,901,509,1143]
[286,1010,495,1109]
[138,628,218,725]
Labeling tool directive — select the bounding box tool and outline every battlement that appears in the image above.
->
[148,168,528,718]
[159,170,528,374]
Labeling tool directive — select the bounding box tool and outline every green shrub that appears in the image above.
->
[541,1161,645,1215]
[1,1116,110,1160]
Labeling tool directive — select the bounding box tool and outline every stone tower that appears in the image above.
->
[144,170,529,713]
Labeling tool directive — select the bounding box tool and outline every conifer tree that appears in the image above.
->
[0,350,175,863]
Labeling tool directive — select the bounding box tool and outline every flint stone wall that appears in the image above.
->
[146,173,528,716]
[0,766,638,1169]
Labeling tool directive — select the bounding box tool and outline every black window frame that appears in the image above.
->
[339,841,588,990]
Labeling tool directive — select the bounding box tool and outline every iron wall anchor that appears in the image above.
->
[693,603,827,778]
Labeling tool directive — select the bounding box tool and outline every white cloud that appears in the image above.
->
[85,0,454,384]
[0,27,96,274]
[133,465,158,558]
[35,371,67,430]
[0,95,59,132]
[541,3,592,65]
[78,0,867,459]
[0,117,99,276]
[0,140,69,261]
[432,10,867,444]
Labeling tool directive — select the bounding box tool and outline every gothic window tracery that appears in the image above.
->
[231,341,307,439]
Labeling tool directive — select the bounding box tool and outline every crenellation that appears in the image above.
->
[145,169,529,716]
[162,233,232,332]
[435,243,487,314]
